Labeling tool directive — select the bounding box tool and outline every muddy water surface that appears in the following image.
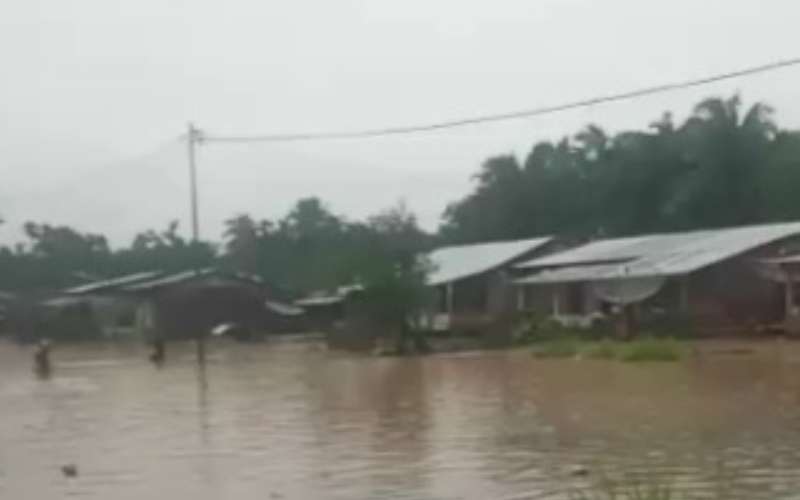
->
[2,339,800,499]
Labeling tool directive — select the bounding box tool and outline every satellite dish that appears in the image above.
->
[590,264,665,305]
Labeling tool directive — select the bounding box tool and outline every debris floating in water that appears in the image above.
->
[569,465,589,477]
[60,464,78,478]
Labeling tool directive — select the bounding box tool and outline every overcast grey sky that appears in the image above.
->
[1,0,799,247]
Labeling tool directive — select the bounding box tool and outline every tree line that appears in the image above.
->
[0,200,432,296]
[441,95,800,242]
[2,94,800,294]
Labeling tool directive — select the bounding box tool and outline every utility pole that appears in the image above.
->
[187,123,201,242]
[186,123,206,365]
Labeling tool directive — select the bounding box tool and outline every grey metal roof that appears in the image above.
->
[124,268,217,291]
[265,299,304,316]
[295,295,343,307]
[516,263,631,284]
[427,237,552,286]
[64,271,163,295]
[516,221,800,283]
[42,296,89,308]
[759,254,800,265]
[294,284,363,308]
[517,236,649,269]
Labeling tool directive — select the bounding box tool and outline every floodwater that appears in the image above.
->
[2,339,800,500]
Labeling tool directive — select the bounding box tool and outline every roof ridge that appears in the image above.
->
[432,236,551,253]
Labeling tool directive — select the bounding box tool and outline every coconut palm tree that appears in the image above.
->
[671,94,776,227]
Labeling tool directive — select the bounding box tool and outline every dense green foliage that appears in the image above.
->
[0,199,432,296]
[220,199,433,294]
[2,94,800,295]
[0,221,215,291]
[351,205,435,353]
[441,95,800,242]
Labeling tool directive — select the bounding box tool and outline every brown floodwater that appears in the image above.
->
[2,338,800,499]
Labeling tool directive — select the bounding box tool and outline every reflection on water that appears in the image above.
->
[2,339,800,499]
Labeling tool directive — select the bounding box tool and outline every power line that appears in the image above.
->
[200,57,800,143]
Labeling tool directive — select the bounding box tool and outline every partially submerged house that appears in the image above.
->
[30,269,304,341]
[60,271,163,338]
[1,273,158,341]
[294,284,363,331]
[515,221,800,334]
[425,237,555,333]
[126,269,302,340]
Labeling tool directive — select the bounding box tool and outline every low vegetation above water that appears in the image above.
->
[517,311,687,362]
[531,336,684,362]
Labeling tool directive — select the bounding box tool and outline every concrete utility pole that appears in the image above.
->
[187,123,201,242]
[186,123,206,364]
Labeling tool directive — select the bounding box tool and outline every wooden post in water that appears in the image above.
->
[196,332,206,365]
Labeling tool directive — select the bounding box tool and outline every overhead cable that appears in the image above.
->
[200,57,800,143]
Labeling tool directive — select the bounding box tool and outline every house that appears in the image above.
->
[755,254,800,335]
[514,221,800,334]
[425,237,555,334]
[294,284,363,331]
[125,269,302,341]
[0,273,159,341]
[42,269,303,341]
[61,271,163,338]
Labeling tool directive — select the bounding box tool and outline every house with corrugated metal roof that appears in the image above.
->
[123,269,306,341]
[515,221,800,334]
[425,237,557,334]
[32,269,303,341]
[293,284,363,331]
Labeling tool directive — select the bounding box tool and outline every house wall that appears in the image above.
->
[434,239,565,334]
[682,256,783,332]
[520,235,800,333]
[135,298,159,342]
[518,284,556,314]
[303,303,345,332]
[140,279,272,340]
[89,295,140,338]
[679,236,800,331]
[519,282,599,318]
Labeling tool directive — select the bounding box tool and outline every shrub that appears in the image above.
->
[618,337,683,362]
[538,318,587,340]
[531,336,581,358]
[583,339,617,360]
[511,312,541,344]
[513,313,590,345]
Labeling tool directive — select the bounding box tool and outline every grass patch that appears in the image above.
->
[532,337,684,362]
[531,336,581,358]
[583,339,617,360]
[618,337,683,362]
